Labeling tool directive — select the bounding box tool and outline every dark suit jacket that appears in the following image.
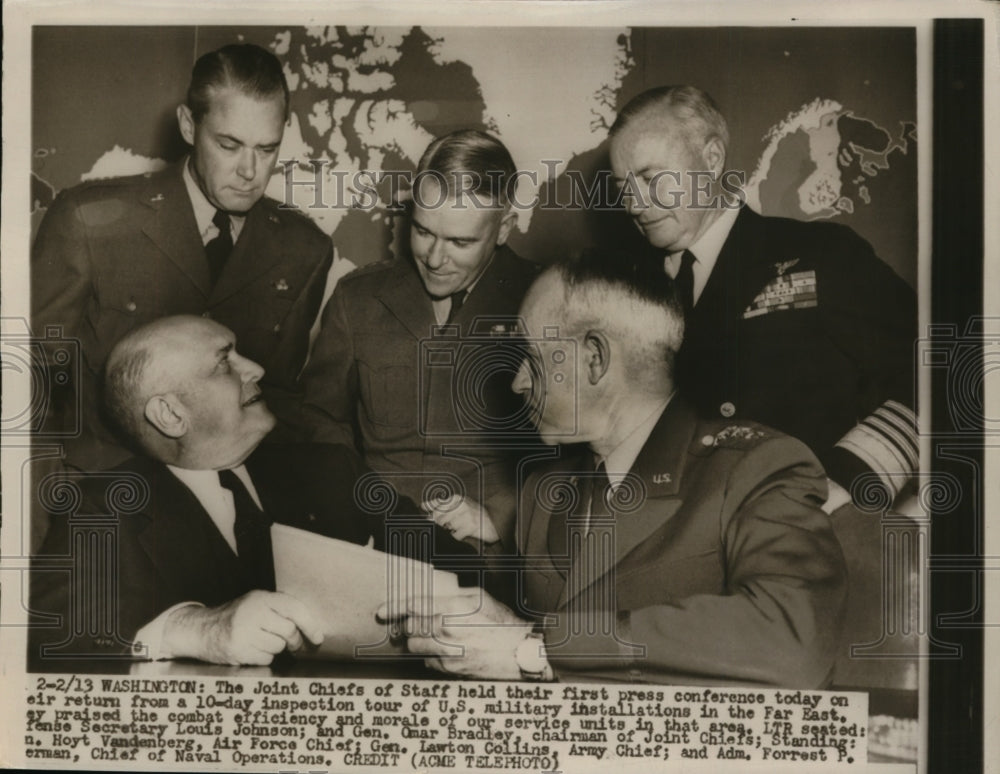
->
[299,246,542,544]
[31,162,333,471]
[677,206,918,498]
[28,443,477,666]
[517,397,847,688]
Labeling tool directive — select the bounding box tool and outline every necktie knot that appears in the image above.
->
[446,289,467,324]
[212,208,231,233]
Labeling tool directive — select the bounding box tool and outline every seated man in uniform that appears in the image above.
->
[29,316,479,668]
[382,252,847,687]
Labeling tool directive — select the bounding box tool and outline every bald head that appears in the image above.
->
[104,316,273,468]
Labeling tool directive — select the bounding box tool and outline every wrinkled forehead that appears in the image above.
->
[520,271,570,335]
[412,172,505,211]
[611,111,692,163]
[146,318,233,375]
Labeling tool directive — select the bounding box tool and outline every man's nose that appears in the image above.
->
[511,359,531,395]
[424,239,446,269]
[624,189,648,216]
[236,148,257,180]
[233,352,265,382]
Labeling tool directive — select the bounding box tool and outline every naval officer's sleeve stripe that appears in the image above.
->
[863,415,917,471]
[835,400,919,499]
[867,406,919,470]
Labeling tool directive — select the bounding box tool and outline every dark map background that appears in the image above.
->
[32,26,916,289]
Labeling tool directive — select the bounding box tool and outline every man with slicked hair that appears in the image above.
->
[608,85,918,511]
[300,129,540,549]
[32,43,332,479]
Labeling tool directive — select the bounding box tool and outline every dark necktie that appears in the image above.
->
[675,249,697,314]
[547,457,610,576]
[205,210,233,285]
[446,290,467,324]
[218,469,275,591]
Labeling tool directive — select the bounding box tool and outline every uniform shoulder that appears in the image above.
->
[688,419,789,456]
[755,210,874,256]
[55,167,170,206]
[336,257,404,288]
[257,197,330,245]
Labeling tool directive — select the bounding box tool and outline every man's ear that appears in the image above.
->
[176,104,196,147]
[495,207,518,246]
[583,330,611,385]
[702,135,726,176]
[144,394,188,439]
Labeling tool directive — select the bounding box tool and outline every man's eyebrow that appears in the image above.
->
[216,342,234,359]
[215,133,280,148]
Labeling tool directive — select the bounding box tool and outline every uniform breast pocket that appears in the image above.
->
[358,358,419,429]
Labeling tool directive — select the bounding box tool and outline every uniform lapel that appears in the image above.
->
[374,259,437,341]
[209,203,286,304]
[140,163,211,297]
[557,397,699,609]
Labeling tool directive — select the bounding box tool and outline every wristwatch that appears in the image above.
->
[514,632,552,681]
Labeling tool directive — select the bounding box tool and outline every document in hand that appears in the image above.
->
[271,523,463,659]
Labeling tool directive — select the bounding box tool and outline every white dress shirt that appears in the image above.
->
[182,159,246,245]
[664,204,740,306]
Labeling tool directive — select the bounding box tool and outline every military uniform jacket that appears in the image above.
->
[299,246,541,540]
[518,397,847,688]
[31,162,333,470]
[676,206,918,501]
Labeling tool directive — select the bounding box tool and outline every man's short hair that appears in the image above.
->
[103,340,152,448]
[551,249,685,379]
[187,43,290,122]
[610,85,729,156]
[414,129,518,207]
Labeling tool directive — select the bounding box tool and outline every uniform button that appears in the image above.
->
[701,434,715,447]
[125,301,137,312]
[273,323,281,333]
[720,401,736,418]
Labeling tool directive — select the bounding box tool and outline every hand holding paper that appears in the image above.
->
[161,590,325,666]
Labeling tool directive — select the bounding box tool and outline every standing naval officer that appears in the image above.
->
[32,43,333,474]
[608,85,918,510]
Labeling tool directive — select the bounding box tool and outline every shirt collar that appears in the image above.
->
[667,203,740,304]
[182,158,246,243]
[166,463,261,508]
[600,392,675,488]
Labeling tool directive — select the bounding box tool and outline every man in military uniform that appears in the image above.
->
[31,43,332,476]
[382,253,847,687]
[608,85,918,510]
[299,130,540,548]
